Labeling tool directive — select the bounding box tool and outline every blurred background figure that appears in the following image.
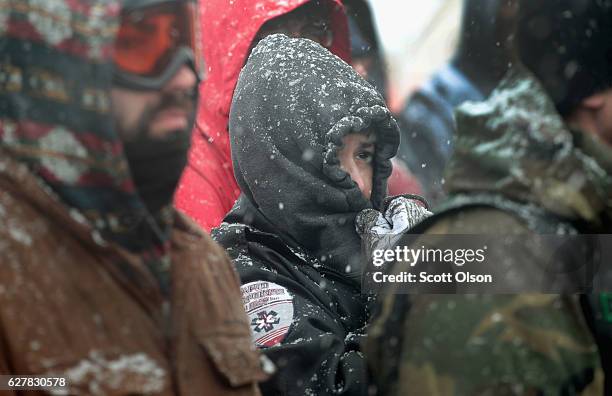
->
[344,0,424,197]
[518,0,612,121]
[367,0,612,394]
[395,0,518,205]
[175,0,350,232]
[344,0,388,100]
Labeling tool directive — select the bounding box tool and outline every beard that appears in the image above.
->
[120,89,197,215]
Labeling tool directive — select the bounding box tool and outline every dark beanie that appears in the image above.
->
[517,0,612,116]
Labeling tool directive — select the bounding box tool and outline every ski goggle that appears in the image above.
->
[113,1,203,90]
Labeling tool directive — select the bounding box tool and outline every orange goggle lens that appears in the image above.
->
[113,3,202,78]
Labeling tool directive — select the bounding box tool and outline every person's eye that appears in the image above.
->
[356,151,374,163]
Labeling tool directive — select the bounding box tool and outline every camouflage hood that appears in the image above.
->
[446,66,612,225]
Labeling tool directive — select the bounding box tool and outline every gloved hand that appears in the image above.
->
[356,195,432,301]
[356,195,432,240]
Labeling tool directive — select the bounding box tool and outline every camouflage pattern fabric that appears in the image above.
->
[369,294,603,396]
[366,68,612,396]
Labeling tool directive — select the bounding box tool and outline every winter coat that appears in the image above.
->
[367,68,612,395]
[213,34,400,395]
[174,0,351,232]
[0,2,267,394]
[396,64,484,205]
[0,152,268,395]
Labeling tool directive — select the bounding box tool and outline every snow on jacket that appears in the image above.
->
[0,153,268,395]
[174,0,350,232]
[367,67,612,396]
[213,34,399,395]
[0,2,267,394]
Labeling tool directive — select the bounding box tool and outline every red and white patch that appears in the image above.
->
[241,281,294,348]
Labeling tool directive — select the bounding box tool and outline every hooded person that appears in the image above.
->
[210,33,409,395]
[343,0,424,198]
[343,0,388,101]
[396,0,519,206]
[174,0,351,232]
[0,0,268,393]
[367,0,612,394]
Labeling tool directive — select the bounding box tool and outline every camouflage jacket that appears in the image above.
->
[366,68,612,396]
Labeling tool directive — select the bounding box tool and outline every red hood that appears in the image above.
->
[196,0,350,159]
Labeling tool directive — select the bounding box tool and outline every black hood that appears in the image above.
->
[226,34,399,277]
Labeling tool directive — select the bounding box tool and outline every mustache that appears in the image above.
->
[151,88,197,116]
[132,88,197,141]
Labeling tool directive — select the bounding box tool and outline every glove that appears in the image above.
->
[356,195,432,302]
[356,195,432,239]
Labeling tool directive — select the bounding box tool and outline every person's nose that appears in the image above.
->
[342,159,366,192]
[163,65,197,93]
[353,172,367,194]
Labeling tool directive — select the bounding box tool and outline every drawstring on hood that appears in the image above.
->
[226,34,399,279]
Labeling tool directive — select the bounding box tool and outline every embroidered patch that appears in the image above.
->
[241,281,294,347]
